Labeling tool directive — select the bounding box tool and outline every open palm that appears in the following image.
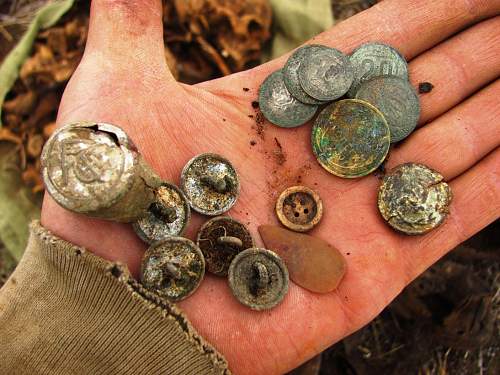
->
[41,0,500,373]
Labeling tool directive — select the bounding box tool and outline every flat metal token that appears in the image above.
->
[141,237,205,302]
[283,45,328,105]
[228,248,289,311]
[259,69,318,128]
[180,153,240,216]
[196,216,254,276]
[378,163,452,235]
[133,182,190,244]
[298,47,353,101]
[348,42,409,97]
[311,99,390,178]
[355,75,420,143]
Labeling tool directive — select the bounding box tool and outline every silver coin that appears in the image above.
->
[259,69,318,128]
[348,42,409,97]
[283,45,328,105]
[355,75,420,143]
[298,47,353,101]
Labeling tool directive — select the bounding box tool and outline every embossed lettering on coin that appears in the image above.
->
[311,99,390,178]
[378,163,452,235]
[298,47,353,101]
[259,69,318,128]
[348,42,408,97]
[41,122,136,213]
[356,75,420,143]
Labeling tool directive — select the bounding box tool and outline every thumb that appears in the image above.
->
[84,0,173,80]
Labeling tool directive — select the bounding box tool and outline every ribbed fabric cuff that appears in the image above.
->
[0,221,229,374]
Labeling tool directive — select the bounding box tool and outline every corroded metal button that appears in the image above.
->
[180,153,240,216]
[41,121,160,222]
[140,237,205,302]
[311,99,390,178]
[276,186,323,232]
[378,163,452,235]
[196,216,254,276]
[228,248,289,311]
[133,182,190,244]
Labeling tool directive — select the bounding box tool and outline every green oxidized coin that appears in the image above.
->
[259,69,318,128]
[355,75,420,143]
[311,99,390,178]
[378,163,452,235]
[283,45,328,105]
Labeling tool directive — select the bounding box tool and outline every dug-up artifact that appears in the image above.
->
[141,237,205,302]
[41,121,161,222]
[180,153,240,216]
[196,216,254,276]
[378,163,452,235]
[228,248,289,310]
[275,186,323,232]
[133,182,190,244]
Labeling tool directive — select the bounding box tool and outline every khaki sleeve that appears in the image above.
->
[0,221,229,375]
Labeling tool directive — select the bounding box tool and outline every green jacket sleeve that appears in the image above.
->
[0,221,229,374]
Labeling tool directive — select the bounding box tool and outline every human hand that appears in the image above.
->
[41,0,500,373]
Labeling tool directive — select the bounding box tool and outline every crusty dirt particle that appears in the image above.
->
[251,100,259,109]
[418,82,434,94]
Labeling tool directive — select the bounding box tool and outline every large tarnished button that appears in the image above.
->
[258,69,318,128]
[298,46,354,101]
[355,75,420,143]
[378,163,452,235]
[275,186,323,232]
[133,182,190,244]
[180,153,240,216]
[228,248,289,310]
[141,237,205,302]
[348,42,409,97]
[196,216,254,276]
[311,99,390,178]
[283,45,327,105]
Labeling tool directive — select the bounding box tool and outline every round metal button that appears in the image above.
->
[276,186,323,232]
[196,216,254,276]
[228,248,289,311]
[140,237,205,302]
[133,182,190,244]
[180,153,240,216]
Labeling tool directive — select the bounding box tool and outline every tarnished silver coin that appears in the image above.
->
[180,153,240,216]
[283,45,327,105]
[355,75,420,143]
[259,69,318,128]
[141,237,205,302]
[133,182,190,244]
[298,47,353,101]
[228,248,289,311]
[378,163,452,235]
[348,42,409,97]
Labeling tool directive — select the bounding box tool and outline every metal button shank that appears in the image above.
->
[228,248,289,310]
[276,186,323,232]
[141,237,205,302]
[196,216,254,276]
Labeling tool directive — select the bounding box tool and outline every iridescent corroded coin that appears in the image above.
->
[298,47,353,101]
[258,69,318,128]
[140,237,205,302]
[196,216,254,276]
[228,248,289,311]
[275,186,323,232]
[378,163,452,235]
[356,75,420,143]
[283,45,327,105]
[311,99,390,178]
[133,182,190,244]
[348,42,409,97]
[41,121,159,222]
[180,153,240,216]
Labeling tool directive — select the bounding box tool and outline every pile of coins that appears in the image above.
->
[259,42,452,231]
[41,122,289,310]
